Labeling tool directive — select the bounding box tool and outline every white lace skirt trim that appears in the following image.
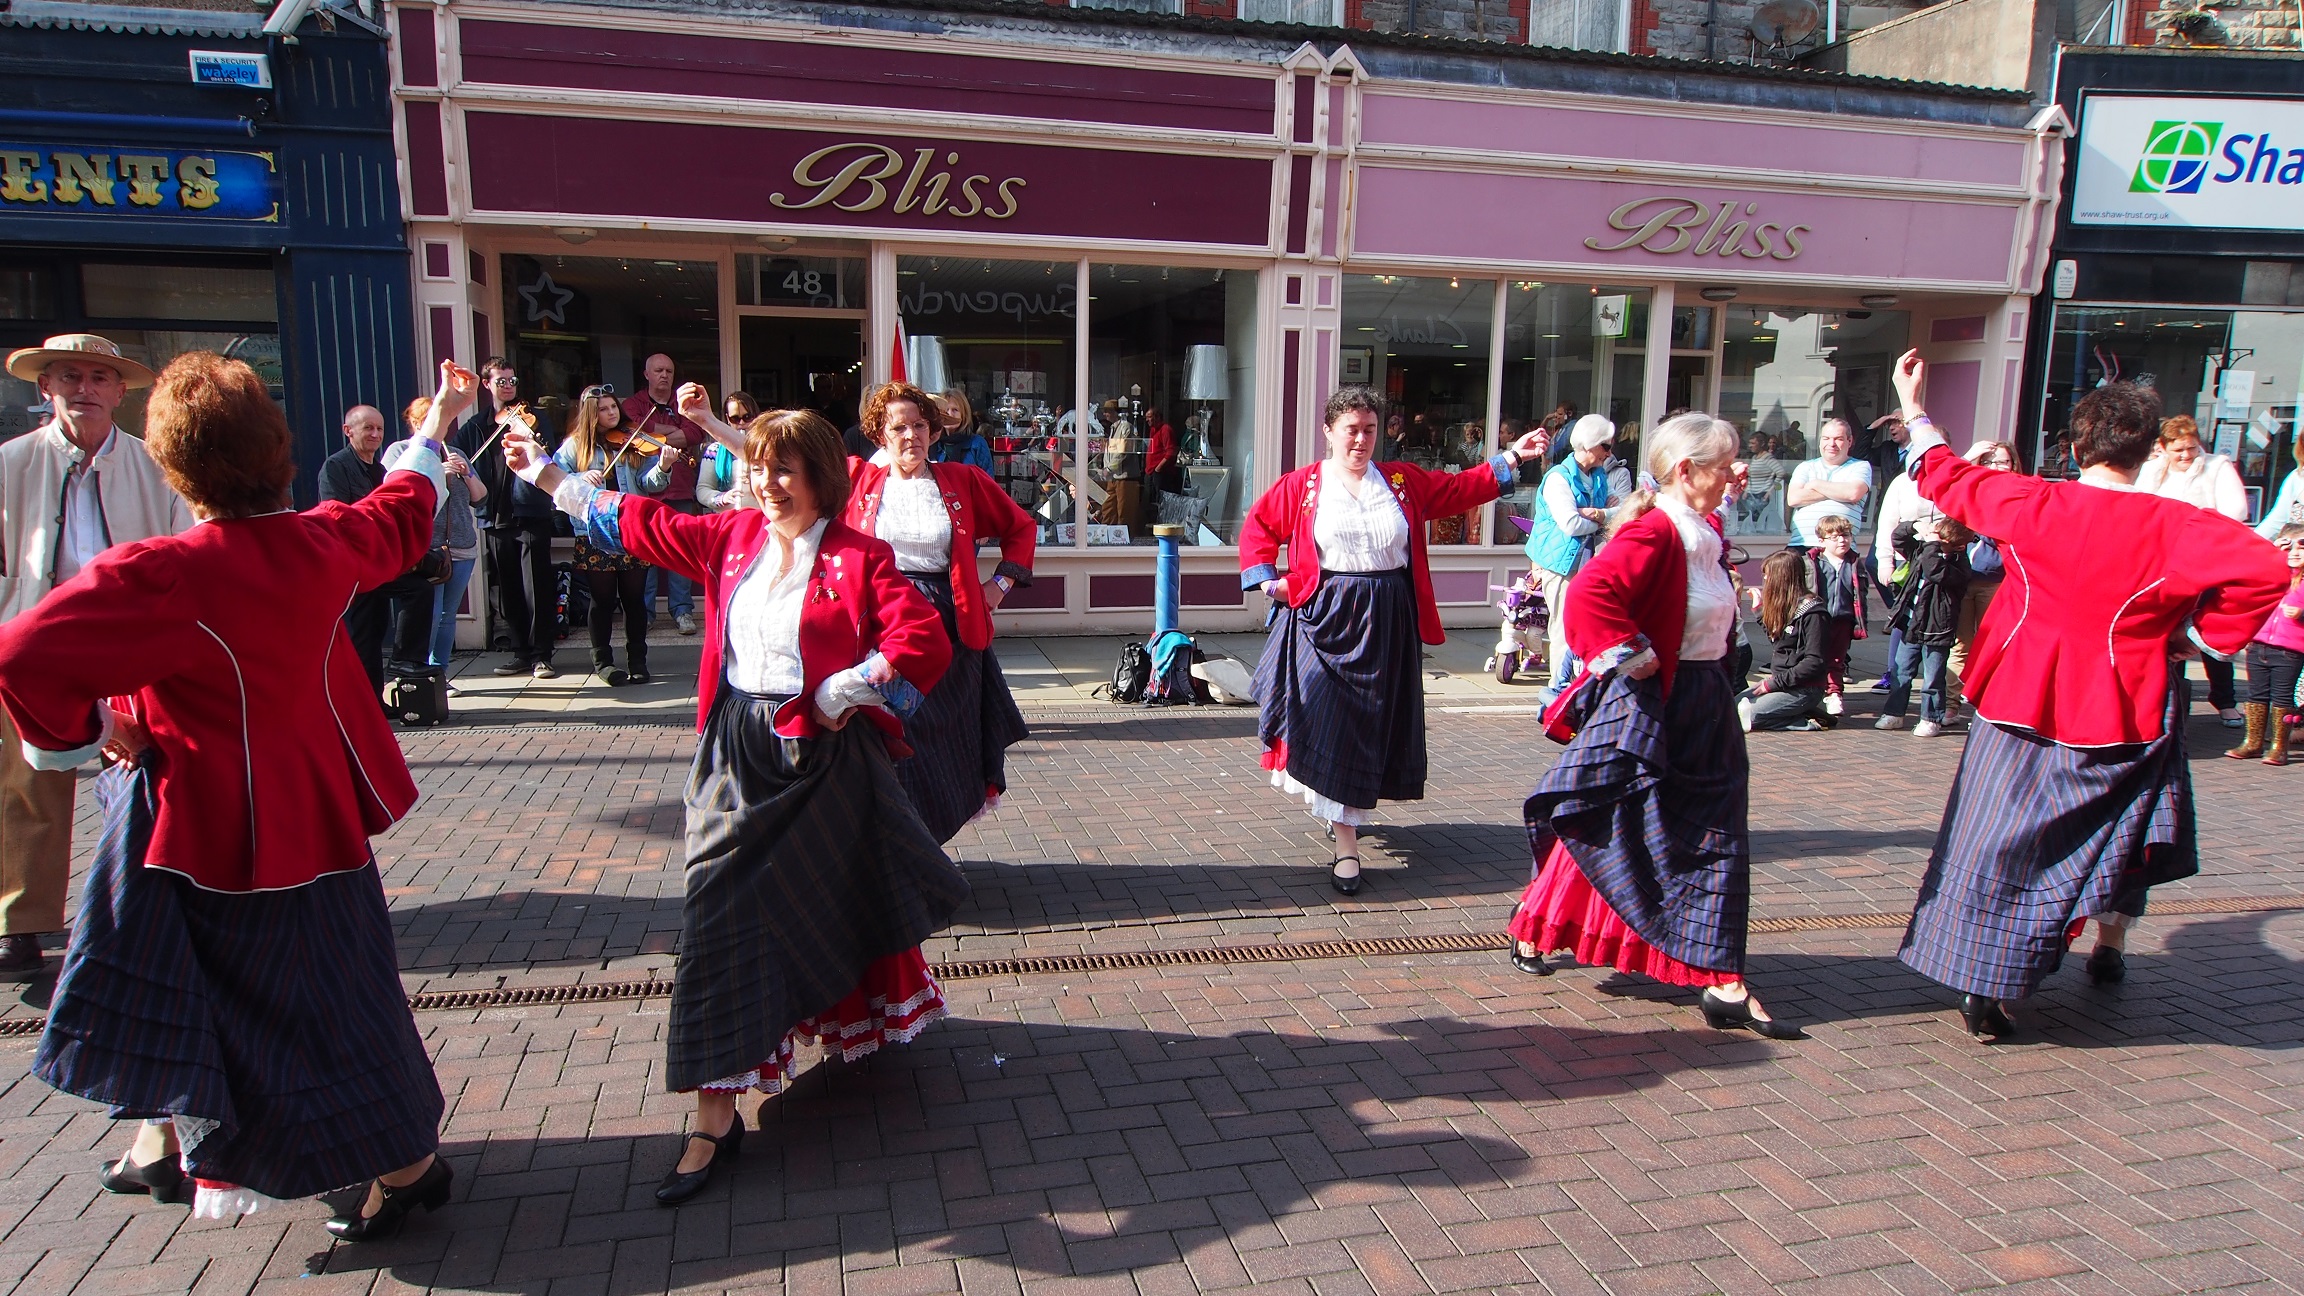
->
[1269,768,1373,826]
[192,1184,289,1219]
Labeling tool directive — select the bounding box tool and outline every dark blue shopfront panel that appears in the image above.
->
[0,23,412,503]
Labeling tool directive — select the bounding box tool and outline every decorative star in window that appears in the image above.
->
[519,271,574,326]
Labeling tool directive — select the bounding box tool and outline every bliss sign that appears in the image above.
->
[1584,195,1812,261]
[2073,94,2304,232]
[771,143,1026,221]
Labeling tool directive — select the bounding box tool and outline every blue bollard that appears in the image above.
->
[1152,523,1184,639]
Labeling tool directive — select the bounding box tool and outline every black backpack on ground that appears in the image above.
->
[1100,641,1151,704]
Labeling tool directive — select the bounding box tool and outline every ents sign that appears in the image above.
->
[2073,94,2304,231]
[465,114,1272,247]
[0,144,280,221]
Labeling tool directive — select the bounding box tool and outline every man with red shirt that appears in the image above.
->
[624,353,705,635]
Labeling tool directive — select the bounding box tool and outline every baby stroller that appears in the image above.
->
[1483,573,1550,684]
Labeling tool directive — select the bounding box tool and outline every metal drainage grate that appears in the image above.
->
[3,896,2299,1036]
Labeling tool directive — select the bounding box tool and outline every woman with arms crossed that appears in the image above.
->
[1891,352,2287,1038]
[503,407,964,1205]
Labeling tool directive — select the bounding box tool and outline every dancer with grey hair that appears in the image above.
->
[1504,412,1803,1039]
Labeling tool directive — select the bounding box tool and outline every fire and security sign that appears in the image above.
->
[2073,93,2304,231]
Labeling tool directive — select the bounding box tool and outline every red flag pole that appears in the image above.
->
[890,321,907,384]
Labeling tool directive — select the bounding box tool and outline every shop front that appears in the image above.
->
[393,0,2057,633]
[2027,51,2304,527]
[0,9,413,499]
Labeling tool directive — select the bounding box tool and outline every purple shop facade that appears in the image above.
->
[392,2,2064,636]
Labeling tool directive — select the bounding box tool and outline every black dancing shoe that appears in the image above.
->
[98,1151,190,1204]
[1509,943,1553,976]
[655,1110,745,1206]
[1960,994,2017,1042]
[2085,946,2126,985]
[1329,855,1362,897]
[326,1157,452,1242]
[1699,989,1807,1040]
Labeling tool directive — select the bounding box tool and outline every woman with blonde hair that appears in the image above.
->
[1504,412,1802,1038]
[556,383,674,685]
[2138,415,2251,726]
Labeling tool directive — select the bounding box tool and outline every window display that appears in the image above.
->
[501,254,718,417]
[898,255,1077,540]
[1716,306,1908,535]
[1343,274,1495,544]
[1496,283,1649,545]
[1085,263,1258,545]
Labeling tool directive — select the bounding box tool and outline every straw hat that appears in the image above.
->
[5,333,156,389]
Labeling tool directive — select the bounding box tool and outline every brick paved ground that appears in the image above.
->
[3,637,2302,1295]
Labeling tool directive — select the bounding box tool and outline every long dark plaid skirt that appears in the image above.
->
[1522,659,1750,975]
[1899,680,2196,1000]
[895,571,1029,844]
[34,765,442,1200]
[669,686,970,1092]
[1253,568,1427,811]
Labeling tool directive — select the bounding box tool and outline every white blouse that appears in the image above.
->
[723,518,827,696]
[1312,461,1410,572]
[1655,492,1737,662]
[876,473,952,574]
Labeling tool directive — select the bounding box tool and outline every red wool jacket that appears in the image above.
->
[613,497,951,750]
[1562,506,1738,699]
[1909,445,2289,747]
[0,472,439,893]
[845,459,1036,651]
[1239,457,1511,645]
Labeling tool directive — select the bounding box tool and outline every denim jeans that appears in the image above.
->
[429,556,477,669]
[1884,640,1949,722]
[643,499,703,617]
[1743,685,1824,730]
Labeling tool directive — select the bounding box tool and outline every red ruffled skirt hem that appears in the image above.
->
[1509,843,1735,988]
[695,948,948,1093]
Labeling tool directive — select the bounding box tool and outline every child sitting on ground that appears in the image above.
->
[2229,523,2304,765]
[1801,514,1870,717]
[1738,550,1834,732]
[1877,516,1973,736]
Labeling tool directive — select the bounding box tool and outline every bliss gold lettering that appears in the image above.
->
[1585,196,1809,262]
[772,141,1024,221]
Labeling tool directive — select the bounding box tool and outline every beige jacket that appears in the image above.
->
[0,422,195,624]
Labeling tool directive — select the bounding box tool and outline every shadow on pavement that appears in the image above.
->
[314,1014,1775,1292]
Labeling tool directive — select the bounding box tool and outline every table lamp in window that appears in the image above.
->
[1185,344,1227,462]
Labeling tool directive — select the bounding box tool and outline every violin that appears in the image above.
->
[602,426,676,457]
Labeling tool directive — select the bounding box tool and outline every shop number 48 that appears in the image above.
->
[783,270,826,296]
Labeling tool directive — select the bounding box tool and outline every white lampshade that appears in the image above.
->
[906,335,949,393]
[1185,345,1228,402]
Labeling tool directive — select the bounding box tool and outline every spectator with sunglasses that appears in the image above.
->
[453,359,561,679]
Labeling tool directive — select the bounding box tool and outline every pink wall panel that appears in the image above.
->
[1359,93,2027,188]
[1928,360,1981,452]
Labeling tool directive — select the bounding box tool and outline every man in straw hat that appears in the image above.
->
[0,333,192,980]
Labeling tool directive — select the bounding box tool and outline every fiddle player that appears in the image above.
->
[455,359,561,679]
[558,383,677,686]
[626,354,706,636]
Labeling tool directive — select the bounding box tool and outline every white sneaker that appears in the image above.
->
[1823,693,1844,717]
[1913,719,1943,738]
[1875,715,1907,731]
[675,613,699,636]
[1737,697,1757,733]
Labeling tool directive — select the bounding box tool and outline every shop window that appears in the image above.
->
[2041,305,2302,518]
[1715,306,1908,536]
[736,254,865,311]
[81,264,275,323]
[501,253,718,423]
[1342,274,1495,544]
[1086,264,1258,547]
[898,255,1078,544]
[1239,0,1343,22]
[1529,0,1626,52]
[1496,283,1649,545]
[1073,0,1182,12]
[0,265,57,321]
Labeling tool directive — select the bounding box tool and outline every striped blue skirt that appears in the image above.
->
[1253,568,1427,812]
[1899,681,2196,1000]
[894,571,1029,845]
[1522,659,1750,976]
[34,765,442,1200]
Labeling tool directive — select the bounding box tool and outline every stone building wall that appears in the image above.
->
[2132,0,2303,48]
[1346,0,1529,40]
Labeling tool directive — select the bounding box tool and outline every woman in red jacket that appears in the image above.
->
[0,356,469,1238]
[1889,353,2287,1041]
[839,381,1033,841]
[1240,386,1547,894]
[1504,412,1802,1040]
[504,409,963,1206]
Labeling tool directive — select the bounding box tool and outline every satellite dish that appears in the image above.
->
[1750,0,1821,44]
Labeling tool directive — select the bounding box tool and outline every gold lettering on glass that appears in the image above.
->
[1585,196,1809,262]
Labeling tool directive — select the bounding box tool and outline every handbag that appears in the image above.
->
[1538,669,1601,745]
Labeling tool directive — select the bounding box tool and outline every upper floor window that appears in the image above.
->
[1238,0,1345,23]
[1529,0,1628,53]
[1072,0,1184,13]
